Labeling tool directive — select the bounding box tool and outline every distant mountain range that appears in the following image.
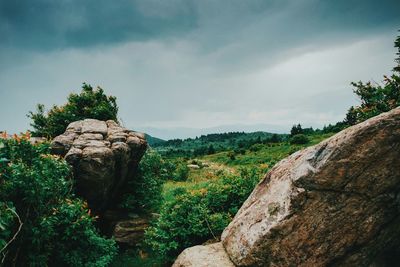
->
[144,134,166,146]
[136,124,291,140]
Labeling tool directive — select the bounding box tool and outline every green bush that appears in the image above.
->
[344,75,400,125]
[0,135,117,266]
[172,162,190,181]
[290,134,309,145]
[344,33,400,125]
[120,150,172,213]
[28,83,118,138]
[144,168,260,261]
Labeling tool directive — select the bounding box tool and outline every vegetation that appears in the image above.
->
[144,168,260,262]
[290,134,309,145]
[0,133,117,266]
[119,150,190,214]
[341,33,400,125]
[28,83,118,138]
[119,150,172,213]
[131,131,333,265]
[153,131,288,158]
[344,75,400,125]
[144,134,166,147]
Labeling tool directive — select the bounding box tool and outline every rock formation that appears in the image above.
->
[51,119,147,210]
[172,242,235,267]
[174,107,400,266]
[112,214,151,247]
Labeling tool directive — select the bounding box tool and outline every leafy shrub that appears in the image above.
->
[28,83,118,138]
[249,143,263,152]
[144,168,260,261]
[172,163,190,181]
[344,33,400,125]
[344,75,400,125]
[120,150,172,213]
[290,134,309,145]
[0,134,117,266]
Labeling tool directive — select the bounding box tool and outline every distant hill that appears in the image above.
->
[144,134,166,147]
[152,131,289,157]
[136,124,290,140]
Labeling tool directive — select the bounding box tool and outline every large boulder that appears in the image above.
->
[173,108,400,267]
[51,119,147,210]
[221,107,400,266]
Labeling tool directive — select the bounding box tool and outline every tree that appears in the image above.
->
[290,134,309,145]
[394,32,400,73]
[207,144,216,155]
[270,134,280,143]
[28,83,118,138]
[290,124,303,136]
[344,33,400,125]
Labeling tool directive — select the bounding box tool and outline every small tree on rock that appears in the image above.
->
[28,83,118,138]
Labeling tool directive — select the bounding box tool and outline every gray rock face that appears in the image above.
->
[172,242,235,267]
[221,107,400,266]
[51,119,147,210]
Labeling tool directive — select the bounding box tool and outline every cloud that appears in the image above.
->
[0,0,197,50]
[0,0,399,138]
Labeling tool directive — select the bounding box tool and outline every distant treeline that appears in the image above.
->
[150,122,351,158]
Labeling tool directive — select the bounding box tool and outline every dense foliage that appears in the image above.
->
[344,75,400,125]
[144,168,260,262]
[119,150,171,213]
[290,134,310,145]
[119,150,189,214]
[28,83,118,138]
[0,134,117,266]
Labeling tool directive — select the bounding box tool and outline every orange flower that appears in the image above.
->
[0,131,7,139]
[22,131,31,140]
[12,134,21,143]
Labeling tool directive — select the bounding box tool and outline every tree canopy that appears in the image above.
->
[28,83,118,138]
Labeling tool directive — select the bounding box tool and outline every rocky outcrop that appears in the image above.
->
[172,242,235,267]
[174,107,400,266]
[113,215,150,247]
[51,119,147,210]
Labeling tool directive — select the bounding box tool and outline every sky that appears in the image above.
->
[0,0,399,139]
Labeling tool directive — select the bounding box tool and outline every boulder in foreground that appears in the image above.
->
[221,107,400,266]
[173,108,400,266]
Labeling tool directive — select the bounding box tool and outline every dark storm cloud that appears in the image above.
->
[0,0,197,49]
[1,0,399,51]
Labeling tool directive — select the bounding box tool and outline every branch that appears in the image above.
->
[0,206,23,256]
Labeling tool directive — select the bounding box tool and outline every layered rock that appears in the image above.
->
[111,214,151,247]
[51,119,147,210]
[174,107,400,266]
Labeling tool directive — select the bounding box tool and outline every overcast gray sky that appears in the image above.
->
[1,0,399,139]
